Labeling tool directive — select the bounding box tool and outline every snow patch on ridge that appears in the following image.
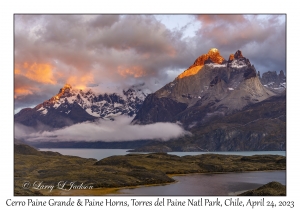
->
[37,107,44,111]
[86,108,99,117]
[229,59,247,68]
[41,109,48,115]
[206,63,226,68]
[53,102,61,108]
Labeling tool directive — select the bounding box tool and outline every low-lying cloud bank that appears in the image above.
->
[15,116,189,142]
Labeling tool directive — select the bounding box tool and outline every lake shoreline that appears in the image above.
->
[46,170,286,196]
[15,144,286,196]
[38,148,286,161]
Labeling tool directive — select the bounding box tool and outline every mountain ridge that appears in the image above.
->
[14,48,286,151]
[15,84,151,128]
[132,48,277,126]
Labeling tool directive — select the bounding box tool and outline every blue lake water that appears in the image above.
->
[38,148,286,160]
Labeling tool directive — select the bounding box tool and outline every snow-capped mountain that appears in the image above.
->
[14,84,151,128]
[133,49,276,125]
[44,84,150,119]
[130,48,286,152]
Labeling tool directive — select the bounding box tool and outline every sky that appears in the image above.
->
[14,14,286,113]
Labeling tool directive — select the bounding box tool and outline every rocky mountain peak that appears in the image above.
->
[228,54,235,61]
[207,48,225,64]
[53,84,73,101]
[178,48,226,79]
[259,70,286,92]
[234,50,244,59]
[59,84,72,94]
[134,48,277,126]
[227,50,251,68]
[279,70,285,79]
[191,48,226,66]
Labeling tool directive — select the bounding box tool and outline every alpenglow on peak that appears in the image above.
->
[209,48,218,53]
[178,48,226,79]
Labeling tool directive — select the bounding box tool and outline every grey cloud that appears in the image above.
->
[89,15,177,55]
[89,15,120,28]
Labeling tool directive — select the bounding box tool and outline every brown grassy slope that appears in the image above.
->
[238,181,286,196]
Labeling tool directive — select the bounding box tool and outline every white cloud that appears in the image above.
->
[16,116,189,142]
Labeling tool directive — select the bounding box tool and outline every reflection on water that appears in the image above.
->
[117,171,286,196]
[39,148,286,160]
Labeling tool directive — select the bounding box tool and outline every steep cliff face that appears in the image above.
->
[133,48,275,126]
[131,94,286,152]
[132,94,188,124]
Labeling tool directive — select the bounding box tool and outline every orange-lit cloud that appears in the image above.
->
[15,62,57,84]
[14,88,33,98]
[66,74,94,90]
[197,15,246,26]
[14,84,38,99]
[118,66,146,78]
